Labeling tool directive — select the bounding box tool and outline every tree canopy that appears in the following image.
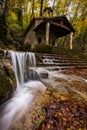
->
[0,0,87,51]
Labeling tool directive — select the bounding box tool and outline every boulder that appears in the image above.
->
[0,60,16,105]
[37,68,49,79]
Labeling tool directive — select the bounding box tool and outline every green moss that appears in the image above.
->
[33,44,53,53]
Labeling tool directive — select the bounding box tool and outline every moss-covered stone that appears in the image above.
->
[0,60,16,105]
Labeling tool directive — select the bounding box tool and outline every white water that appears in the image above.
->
[47,71,87,99]
[8,50,36,89]
[0,50,46,130]
[43,58,54,64]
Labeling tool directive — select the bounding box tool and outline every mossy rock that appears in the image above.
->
[0,61,16,105]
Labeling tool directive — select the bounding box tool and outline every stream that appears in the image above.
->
[0,50,87,130]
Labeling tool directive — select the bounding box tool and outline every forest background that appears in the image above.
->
[0,0,87,53]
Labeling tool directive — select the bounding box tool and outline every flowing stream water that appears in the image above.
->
[0,50,87,130]
[0,50,46,130]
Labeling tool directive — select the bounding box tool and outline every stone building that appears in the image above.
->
[24,7,75,49]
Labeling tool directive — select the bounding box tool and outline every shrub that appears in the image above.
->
[33,44,53,53]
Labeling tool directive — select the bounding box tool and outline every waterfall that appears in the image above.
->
[0,50,46,130]
[8,50,36,89]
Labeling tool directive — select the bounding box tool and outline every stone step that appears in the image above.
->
[37,59,87,63]
[75,66,87,69]
[37,53,87,71]
[53,60,87,63]
[37,66,74,71]
[40,53,87,61]
[40,56,87,62]
[41,55,86,60]
[37,65,87,71]
[37,62,87,67]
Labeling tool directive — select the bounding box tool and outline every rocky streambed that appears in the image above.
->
[12,71,87,130]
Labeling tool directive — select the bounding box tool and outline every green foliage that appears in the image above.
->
[0,0,87,51]
[33,44,53,53]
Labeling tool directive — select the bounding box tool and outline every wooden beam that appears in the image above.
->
[50,21,71,32]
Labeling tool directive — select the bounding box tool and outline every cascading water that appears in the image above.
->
[8,50,37,89]
[0,50,87,130]
[0,50,46,130]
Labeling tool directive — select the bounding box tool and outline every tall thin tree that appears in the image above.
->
[40,0,43,16]
[0,0,8,44]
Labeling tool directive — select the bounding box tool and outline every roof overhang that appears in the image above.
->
[50,21,72,37]
[33,16,75,37]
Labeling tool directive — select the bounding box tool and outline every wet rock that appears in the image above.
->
[55,84,68,93]
[40,72,48,79]
[24,68,49,81]
[0,48,4,58]
[0,60,16,105]
[37,69,49,79]
[68,79,87,93]
[24,68,41,82]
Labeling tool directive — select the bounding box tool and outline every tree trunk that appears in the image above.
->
[17,0,23,28]
[40,0,43,16]
[32,0,35,18]
[0,0,7,44]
